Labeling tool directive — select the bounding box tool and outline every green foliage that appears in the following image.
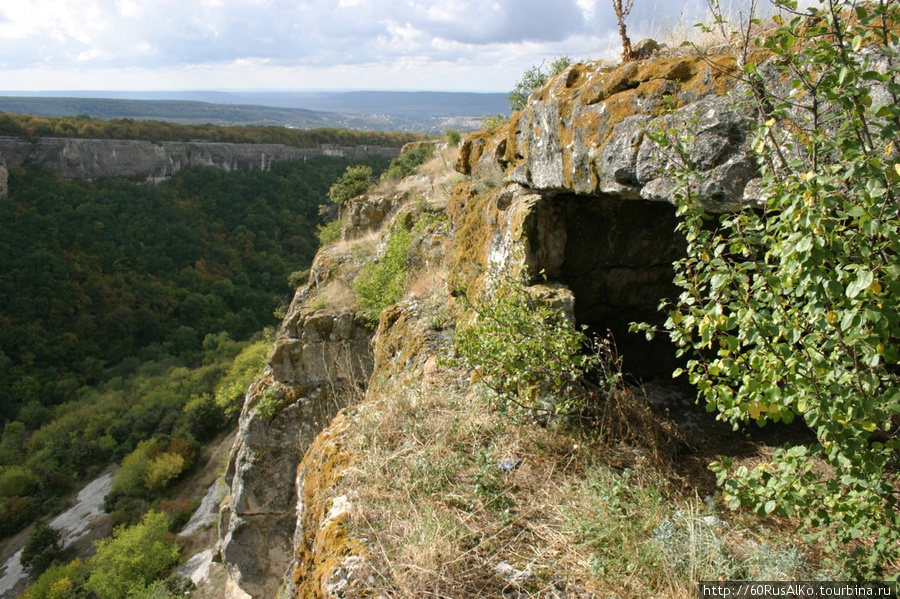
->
[21,559,91,599]
[645,0,900,577]
[288,268,311,289]
[0,465,38,498]
[507,56,572,111]
[445,128,461,147]
[108,436,196,518]
[85,511,180,599]
[455,265,614,419]
[0,331,262,539]
[213,337,270,419]
[0,155,390,428]
[0,109,423,148]
[20,523,63,578]
[111,440,155,500]
[316,218,345,246]
[125,578,188,599]
[177,394,225,442]
[143,453,186,492]
[254,387,287,421]
[481,114,508,130]
[328,164,374,205]
[354,213,437,324]
[382,144,434,180]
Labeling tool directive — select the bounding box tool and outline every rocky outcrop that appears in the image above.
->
[0,136,399,182]
[458,55,761,212]
[217,307,373,599]
[218,52,782,599]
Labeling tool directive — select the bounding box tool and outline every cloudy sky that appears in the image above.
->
[0,0,773,93]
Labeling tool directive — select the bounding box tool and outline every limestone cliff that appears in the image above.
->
[0,136,399,181]
[0,151,7,199]
[216,51,767,599]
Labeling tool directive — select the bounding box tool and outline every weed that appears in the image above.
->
[255,387,285,421]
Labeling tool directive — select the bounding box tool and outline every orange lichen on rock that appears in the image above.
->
[291,414,362,599]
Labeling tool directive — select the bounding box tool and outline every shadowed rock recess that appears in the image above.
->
[217,53,766,598]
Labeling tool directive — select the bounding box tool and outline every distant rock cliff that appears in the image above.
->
[0,151,7,198]
[0,136,399,181]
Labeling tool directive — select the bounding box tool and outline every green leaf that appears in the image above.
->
[846,271,874,298]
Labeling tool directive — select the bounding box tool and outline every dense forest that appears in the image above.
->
[0,154,392,539]
[0,110,424,147]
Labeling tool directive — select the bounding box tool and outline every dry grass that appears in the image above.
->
[336,356,819,599]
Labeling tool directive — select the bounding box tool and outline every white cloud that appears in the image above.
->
[0,0,786,92]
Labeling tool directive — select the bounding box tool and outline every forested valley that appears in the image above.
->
[0,154,391,543]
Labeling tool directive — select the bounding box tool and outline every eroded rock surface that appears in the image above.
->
[218,307,373,599]
[458,56,760,212]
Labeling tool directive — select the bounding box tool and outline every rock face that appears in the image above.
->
[218,52,775,599]
[0,136,399,181]
[450,54,768,377]
[218,308,373,599]
[458,55,760,212]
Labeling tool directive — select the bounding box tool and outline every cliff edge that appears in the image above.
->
[216,49,797,599]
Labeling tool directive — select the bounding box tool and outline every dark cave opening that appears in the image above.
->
[533,194,686,383]
[530,193,817,451]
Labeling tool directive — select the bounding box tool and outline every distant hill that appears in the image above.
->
[0,91,510,133]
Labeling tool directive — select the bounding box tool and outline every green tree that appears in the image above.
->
[507,56,572,111]
[327,164,373,205]
[143,453,186,492]
[644,0,900,577]
[85,511,180,599]
[20,523,63,578]
[20,558,90,599]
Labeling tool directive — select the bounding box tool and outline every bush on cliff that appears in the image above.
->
[455,262,623,422]
[642,0,900,577]
[507,56,572,111]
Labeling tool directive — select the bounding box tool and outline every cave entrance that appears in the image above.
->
[533,194,685,382]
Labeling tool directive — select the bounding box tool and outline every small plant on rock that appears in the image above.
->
[455,264,619,421]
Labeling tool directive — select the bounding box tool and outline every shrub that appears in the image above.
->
[85,511,180,599]
[315,218,344,246]
[254,387,286,421]
[445,128,461,147]
[455,264,618,420]
[507,56,572,111]
[481,114,508,130]
[20,523,63,578]
[288,268,311,289]
[642,0,900,577]
[353,218,416,324]
[327,165,373,206]
[382,145,434,180]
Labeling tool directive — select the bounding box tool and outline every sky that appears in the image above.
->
[0,0,780,93]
